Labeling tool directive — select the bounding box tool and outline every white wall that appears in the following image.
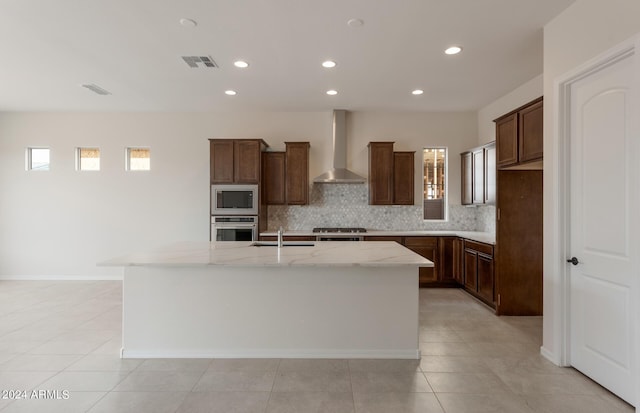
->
[476,75,543,146]
[542,0,640,363]
[0,110,476,279]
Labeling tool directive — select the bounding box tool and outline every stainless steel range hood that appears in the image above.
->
[313,110,366,183]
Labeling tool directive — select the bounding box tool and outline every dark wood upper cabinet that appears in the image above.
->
[495,97,543,169]
[262,152,286,205]
[263,142,310,206]
[472,148,485,205]
[210,139,267,184]
[461,151,473,205]
[484,143,496,204]
[495,113,518,168]
[210,140,235,184]
[461,141,495,206]
[518,99,544,163]
[393,151,415,205]
[368,142,415,206]
[285,142,310,205]
[368,142,395,205]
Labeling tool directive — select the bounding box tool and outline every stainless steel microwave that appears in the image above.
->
[211,184,258,215]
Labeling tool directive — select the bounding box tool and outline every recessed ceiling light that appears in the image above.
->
[347,18,364,27]
[179,18,197,28]
[412,89,424,95]
[444,46,462,55]
[322,60,336,68]
[225,90,237,96]
[234,60,249,68]
[326,90,338,96]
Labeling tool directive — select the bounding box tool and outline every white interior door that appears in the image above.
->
[569,50,637,405]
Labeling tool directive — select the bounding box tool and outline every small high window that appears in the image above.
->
[26,148,50,171]
[77,148,100,171]
[423,147,447,220]
[126,148,150,171]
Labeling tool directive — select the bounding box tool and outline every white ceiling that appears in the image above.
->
[0,0,575,112]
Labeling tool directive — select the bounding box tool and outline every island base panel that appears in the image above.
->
[122,266,419,359]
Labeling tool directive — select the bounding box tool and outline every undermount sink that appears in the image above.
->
[251,241,315,247]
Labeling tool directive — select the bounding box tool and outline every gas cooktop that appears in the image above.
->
[312,227,367,233]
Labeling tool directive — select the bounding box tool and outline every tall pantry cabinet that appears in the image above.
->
[493,97,544,316]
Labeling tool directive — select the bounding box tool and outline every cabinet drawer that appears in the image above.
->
[463,240,493,256]
[404,237,438,248]
[363,236,403,243]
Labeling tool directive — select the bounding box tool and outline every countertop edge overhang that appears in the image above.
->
[98,241,433,268]
[261,230,496,245]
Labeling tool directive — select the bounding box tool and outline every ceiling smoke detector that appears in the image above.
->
[81,83,111,95]
[181,56,218,68]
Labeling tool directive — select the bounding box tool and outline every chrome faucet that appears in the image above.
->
[277,226,284,248]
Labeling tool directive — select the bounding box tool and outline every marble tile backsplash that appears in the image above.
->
[267,184,494,232]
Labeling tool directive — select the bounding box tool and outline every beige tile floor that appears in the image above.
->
[0,281,634,413]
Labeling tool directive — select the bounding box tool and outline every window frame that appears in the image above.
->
[125,147,151,171]
[25,147,51,171]
[76,147,101,171]
[422,146,448,222]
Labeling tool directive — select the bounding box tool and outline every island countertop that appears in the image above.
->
[99,240,433,268]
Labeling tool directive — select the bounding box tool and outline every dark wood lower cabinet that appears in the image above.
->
[403,237,438,285]
[452,238,464,284]
[463,249,478,291]
[437,237,458,286]
[477,253,494,304]
[463,240,495,308]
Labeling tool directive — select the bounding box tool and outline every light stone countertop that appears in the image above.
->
[99,241,433,268]
[261,230,496,245]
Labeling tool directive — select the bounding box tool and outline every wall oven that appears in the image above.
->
[211,184,259,216]
[211,216,258,241]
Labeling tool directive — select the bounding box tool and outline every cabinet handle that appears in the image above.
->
[566,257,579,266]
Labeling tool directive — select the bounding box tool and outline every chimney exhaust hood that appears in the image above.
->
[313,110,366,183]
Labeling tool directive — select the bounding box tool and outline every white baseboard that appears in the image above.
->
[121,348,421,360]
[0,274,123,281]
[540,345,562,366]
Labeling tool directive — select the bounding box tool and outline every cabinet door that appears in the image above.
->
[452,238,464,285]
[404,237,438,285]
[393,152,415,205]
[285,142,310,205]
[262,152,286,205]
[464,249,477,291]
[484,143,496,204]
[438,237,457,283]
[472,149,485,204]
[210,140,235,184]
[368,142,394,205]
[234,140,261,183]
[495,113,518,168]
[477,253,494,304]
[461,152,473,205]
[518,99,543,163]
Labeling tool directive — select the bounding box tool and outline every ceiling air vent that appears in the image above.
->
[81,83,111,95]
[181,56,218,68]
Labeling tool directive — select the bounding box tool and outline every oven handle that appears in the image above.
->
[213,223,257,229]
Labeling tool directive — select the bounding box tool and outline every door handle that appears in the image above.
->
[567,257,579,266]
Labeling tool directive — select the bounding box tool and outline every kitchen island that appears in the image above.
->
[100,241,432,359]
